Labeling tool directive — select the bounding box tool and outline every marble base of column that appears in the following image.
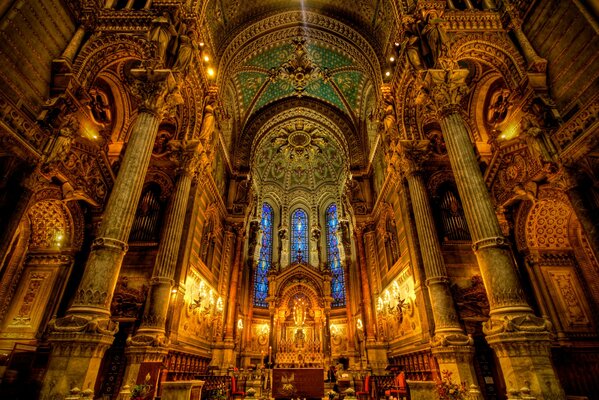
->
[131,277,174,345]
[219,339,236,369]
[431,344,478,388]
[40,330,115,399]
[365,342,388,375]
[485,328,564,399]
[120,345,168,392]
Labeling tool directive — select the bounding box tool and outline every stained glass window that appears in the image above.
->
[253,203,273,307]
[290,208,309,263]
[326,203,346,307]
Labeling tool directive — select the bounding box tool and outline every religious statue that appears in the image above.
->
[46,114,79,165]
[173,30,199,73]
[148,12,177,63]
[398,23,425,71]
[382,93,398,144]
[198,97,217,145]
[521,113,555,165]
[421,11,449,68]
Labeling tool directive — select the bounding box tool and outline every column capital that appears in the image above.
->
[397,140,431,177]
[167,139,210,178]
[419,69,471,118]
[127,68,183,118]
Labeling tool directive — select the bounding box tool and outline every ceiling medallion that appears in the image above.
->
[274,38,327,96]
[271,122,328,162]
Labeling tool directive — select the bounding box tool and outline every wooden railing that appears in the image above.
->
[388,350,437,381]
[165,350,210,381]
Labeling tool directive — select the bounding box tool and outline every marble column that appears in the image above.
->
[122,140,207,386]
[421,69,563,399]
[397,140,478,387]
[220,225,245,368]
[41,69,181,399]
[354,225,376,342]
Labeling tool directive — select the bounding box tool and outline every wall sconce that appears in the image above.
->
[216,296,223,313]
[329,324,339,336]
[259,324,270,335]
[190,281,210,313]
[356,318,363,331]
[237,318,244,330]
[378,284,407,324]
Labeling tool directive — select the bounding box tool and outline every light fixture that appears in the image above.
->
[389,56,395,62]
[207,68,215,77]
[356,318,363,330]
[203,55,210,62]
[379,283,407,324]
[237,318,244,330]
[385,71,391,77]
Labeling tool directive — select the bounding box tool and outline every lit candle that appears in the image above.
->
[268,346,272,365]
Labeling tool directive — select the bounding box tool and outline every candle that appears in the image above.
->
[268,346,272,365]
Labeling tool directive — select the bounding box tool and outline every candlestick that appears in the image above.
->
[268,346,272,366]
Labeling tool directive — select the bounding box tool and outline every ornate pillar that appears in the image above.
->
[354,225,375,342]
[397,140,478,386]
[420,69,563,399]
[41,69,181,399]
[220,225,245,367]
[122,140,207,386]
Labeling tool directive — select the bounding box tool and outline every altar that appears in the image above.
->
[272,368,324,400]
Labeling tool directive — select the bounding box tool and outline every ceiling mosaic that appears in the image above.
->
[253,119,346,193]
[233,38,367,123]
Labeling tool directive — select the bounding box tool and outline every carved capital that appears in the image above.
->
[484,313,552,337]
[47,314,119,336]
[397,140,431,176]
[127,68,183,118]
[419,69,470,118]
[167,139,208,177]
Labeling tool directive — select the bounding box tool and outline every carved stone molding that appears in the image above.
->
[126,68,183,118]
[419,69,471,118]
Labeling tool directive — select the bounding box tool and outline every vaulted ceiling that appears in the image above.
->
[200,0,395,201]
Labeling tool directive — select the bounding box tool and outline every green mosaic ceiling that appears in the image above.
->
[235,41,366,119]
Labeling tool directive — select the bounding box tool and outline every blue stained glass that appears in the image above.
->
[254,203,273,307]
[291,209,309,263]
[326,203,346,307]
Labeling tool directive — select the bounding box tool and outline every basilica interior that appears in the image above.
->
[0,0,598,399]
